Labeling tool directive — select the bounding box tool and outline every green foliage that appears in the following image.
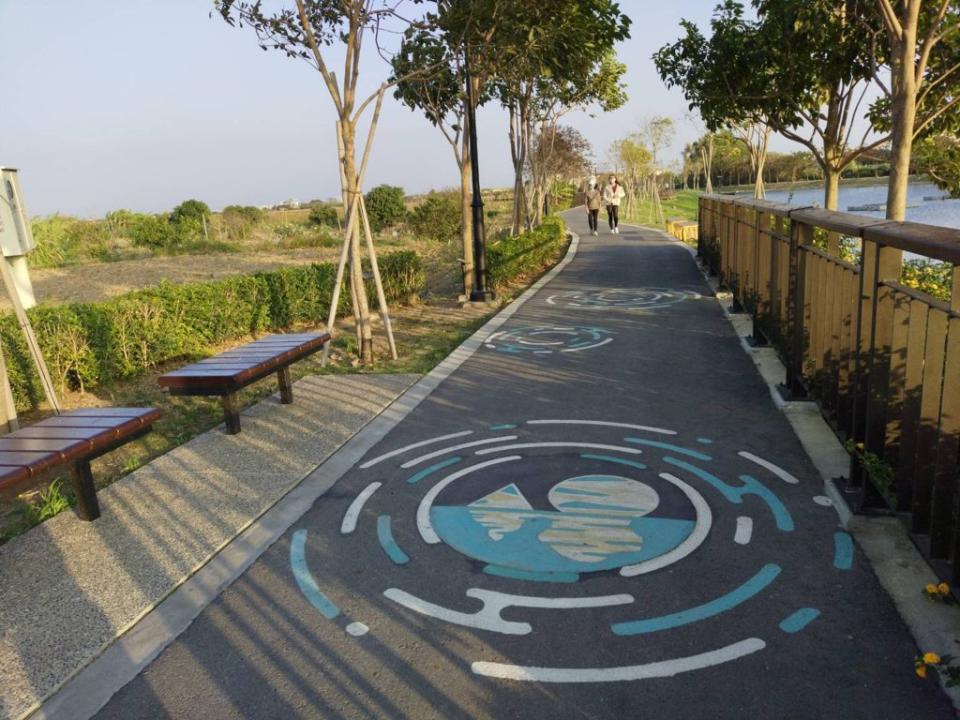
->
[902,259,953,302]
[845,440,896,508]
[169,199,211,242]
[487,216,567,288]
[364,185,407,231]
[221,205,265,240]
[915,134,960,198]
[24,479,73,525]
[0,251,425,410]
[308,203,340,228]
[407,193,461,243]
[129,214,180,249]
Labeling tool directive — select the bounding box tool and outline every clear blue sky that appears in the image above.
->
[1,1,733,218]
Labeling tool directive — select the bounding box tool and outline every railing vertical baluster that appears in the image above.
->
[787,218,811,397]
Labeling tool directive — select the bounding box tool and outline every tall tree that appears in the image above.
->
[214,0,430,361]
[392,29,477,296]
[655,0,888,210]
[871,1,960,219]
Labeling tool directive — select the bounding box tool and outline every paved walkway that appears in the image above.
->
[93,212,952,719]
[0,374,418,720]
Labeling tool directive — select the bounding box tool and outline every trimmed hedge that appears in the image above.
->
[487,216,567,289]
[2,251,424,410]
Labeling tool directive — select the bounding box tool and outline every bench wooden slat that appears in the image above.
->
[8,426,113,440]
[0,437,92,456]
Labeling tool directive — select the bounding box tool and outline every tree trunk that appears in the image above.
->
[824,167,841,211]
[886,23,919,222]
[460,110,474,297]
[341,123,374,363]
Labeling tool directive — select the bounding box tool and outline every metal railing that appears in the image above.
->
[699,194,960,581]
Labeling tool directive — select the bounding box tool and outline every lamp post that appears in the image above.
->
[464,50,494,302]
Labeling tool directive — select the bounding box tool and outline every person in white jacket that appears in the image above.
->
[602,175,626,234]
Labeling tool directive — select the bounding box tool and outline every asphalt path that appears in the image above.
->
[95,210,953,719]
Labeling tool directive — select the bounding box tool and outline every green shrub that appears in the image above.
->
[0,251,425,409]
[408,192,461,243]
[364,185,407,231]
[902,259,952,302]
[129,215,180,249]
[31,215,78,267]
[487,216,567,289]
[308,203,340,228]
[221,205,264,240]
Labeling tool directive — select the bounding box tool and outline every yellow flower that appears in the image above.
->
[938,582,951,596]
[917,665,928,679]
[926,583,939,595]
[924,652,942,665]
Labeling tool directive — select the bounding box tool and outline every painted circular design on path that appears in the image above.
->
[546,288,701,310]
[484,326,613,355]
[290,419,852,685]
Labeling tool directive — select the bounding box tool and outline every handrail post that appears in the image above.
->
[786,218,811,398]
[752,208,769,345]
[851,234,902,501]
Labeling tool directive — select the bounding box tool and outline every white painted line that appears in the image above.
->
[359,430,473,468]
[738,451,800,484]
[417,456,523,543]
[384,588,531,635]
[813,495,834,507]
[620,473,712,577]
[526,419,677,436]
[384,587,634,636]
[401,436,519,468]
[475,442,643,456]
[340,482,382,534]
[345,622,369,637]
[560,338,614,352]
[469,589,634,611]
[734,516,753,545]
[471,637,766,682]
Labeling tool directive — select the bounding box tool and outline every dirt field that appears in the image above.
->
[16,239,462,308]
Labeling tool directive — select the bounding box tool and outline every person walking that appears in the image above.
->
[585,181,603,236]
[603,174,626,234]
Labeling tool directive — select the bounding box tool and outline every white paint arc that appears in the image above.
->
[619,473,712,577]
[734,516,753,545]
[475,442,643,457]
[401,436,519,469]
[737,451,800,484]
[471,638,767,682]
[383,587,635,636]
[560,338,615,353]
[360,430,473,468]
[526,419,677,436]
[340,482,382,535]
[417,456,523,543]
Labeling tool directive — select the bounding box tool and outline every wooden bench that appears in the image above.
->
[0,407,162,521]
[158,332,331,435]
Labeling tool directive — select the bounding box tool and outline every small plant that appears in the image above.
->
[923,582,953,603]
[845,440,896,507]
[916,652,960,686]
[24,479,72,525]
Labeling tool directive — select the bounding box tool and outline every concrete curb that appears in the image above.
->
[627,221,960,711]
[30,229,581,720]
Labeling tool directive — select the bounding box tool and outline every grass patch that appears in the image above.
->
[623,190,701,228]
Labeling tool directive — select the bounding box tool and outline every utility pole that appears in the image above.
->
[465,49,494,302]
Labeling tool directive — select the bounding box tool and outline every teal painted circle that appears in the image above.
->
[431,475,699,575]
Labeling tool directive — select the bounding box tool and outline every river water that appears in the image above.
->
[753,180,960,230]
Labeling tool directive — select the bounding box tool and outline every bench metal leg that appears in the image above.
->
[278,366,294,404]
[222,393,241,434]
[69,460,101,521]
